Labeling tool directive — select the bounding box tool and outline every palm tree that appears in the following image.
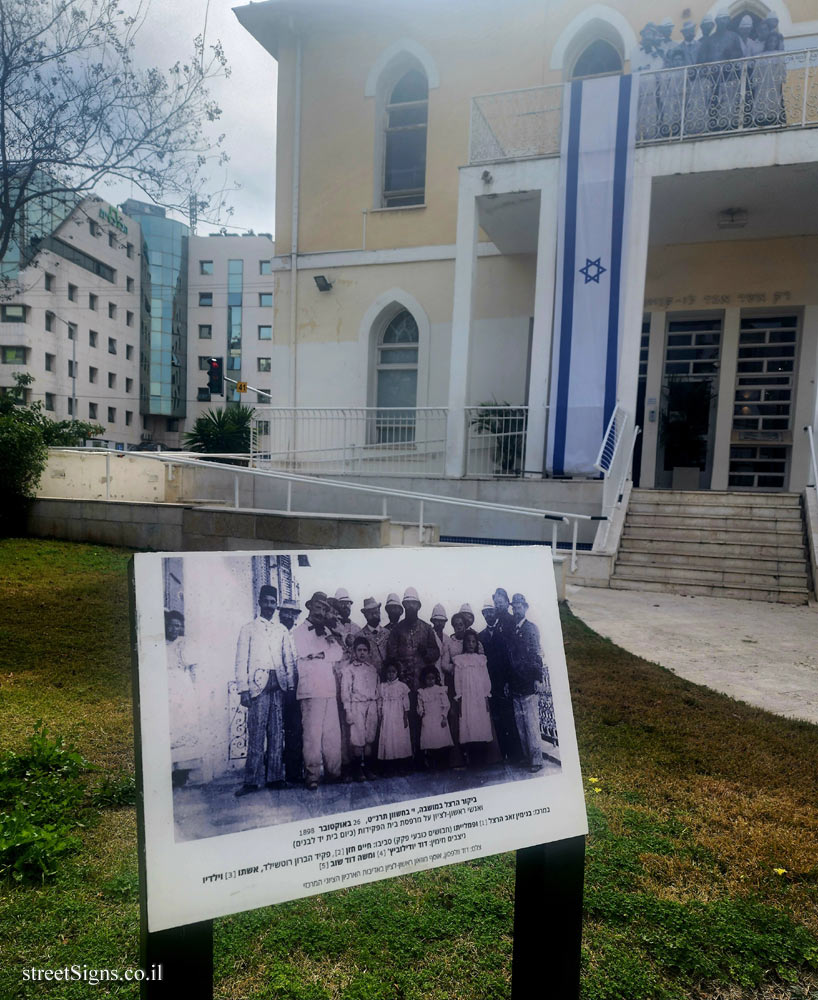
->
[183,405,255,461]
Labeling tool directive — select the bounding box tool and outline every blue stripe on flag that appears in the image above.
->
[552,80,583,477]
[603,74,632,433]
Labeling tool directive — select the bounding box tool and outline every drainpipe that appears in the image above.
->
[289,28,302,456]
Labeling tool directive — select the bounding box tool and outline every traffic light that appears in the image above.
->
[207,357,223,395]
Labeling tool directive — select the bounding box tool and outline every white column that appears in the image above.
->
[710,307,740,491]
[639,309,665,488]
[525,163,560,474]
[445,173,481,477]
[790,305,818,491]
[617,173,653,428]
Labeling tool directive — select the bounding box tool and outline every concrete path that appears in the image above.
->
[566,585,818,726]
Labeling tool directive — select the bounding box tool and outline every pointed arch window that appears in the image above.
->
[571,39,623,79]
[383,70,428,207]
[376,309,419,441]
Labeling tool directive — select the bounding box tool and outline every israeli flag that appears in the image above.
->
[546,74,637,476]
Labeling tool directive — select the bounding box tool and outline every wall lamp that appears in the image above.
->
[313,274,333,292]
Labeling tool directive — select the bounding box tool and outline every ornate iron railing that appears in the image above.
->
[469,49,818,163]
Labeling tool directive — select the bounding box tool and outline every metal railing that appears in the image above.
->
[48,448,601,572]
[806,424,818,489]
[593,407,641,550]
[465,405,529,477]
[469,49,818,164]
[250,407,448,477]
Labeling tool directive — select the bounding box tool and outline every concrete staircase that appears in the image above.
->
[611,489,811,605]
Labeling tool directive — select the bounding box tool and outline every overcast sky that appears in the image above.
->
[107,0,278,237]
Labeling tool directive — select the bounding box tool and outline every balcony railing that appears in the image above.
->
[469,48,818,164]
[465,405,529,477]
[250,407,449,477]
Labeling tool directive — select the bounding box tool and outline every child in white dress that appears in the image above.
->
[453,629,493,765]
[377,659,412,774]
[417,666,453,768]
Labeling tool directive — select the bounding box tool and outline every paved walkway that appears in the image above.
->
[566,585,818,726]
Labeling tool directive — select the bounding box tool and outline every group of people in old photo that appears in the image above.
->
[633,11,787,138]
[166,582,554,797]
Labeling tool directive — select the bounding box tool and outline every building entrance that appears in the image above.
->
[655,316,722,489]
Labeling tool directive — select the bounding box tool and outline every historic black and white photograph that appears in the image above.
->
[133,545,587,929]
[160,548,566,841]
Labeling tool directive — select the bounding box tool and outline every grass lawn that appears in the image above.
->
[0,537,816,999]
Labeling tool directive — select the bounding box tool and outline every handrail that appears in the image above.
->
[50,447,601,572]
[806,425,818,489]
[594,405,627,474]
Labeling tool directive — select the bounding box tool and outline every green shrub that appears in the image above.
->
[90,772,136,808]
[0,722,91,878]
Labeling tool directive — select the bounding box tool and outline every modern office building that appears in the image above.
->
[120,199,190,447]
[186,233,276,426]
[0,195,145,448]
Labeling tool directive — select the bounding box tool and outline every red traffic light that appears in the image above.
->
[207,357,223,395]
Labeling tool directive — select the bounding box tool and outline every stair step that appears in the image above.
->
[623,525,801,546]
[630,489,800,506]
[609,577,808,605]
[628,501,802,519]
[626,512,803,531]
[619,537,806,559]
[616,550,808,575]
[612,563,808,589]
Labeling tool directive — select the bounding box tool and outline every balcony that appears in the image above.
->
[469,48,818,165]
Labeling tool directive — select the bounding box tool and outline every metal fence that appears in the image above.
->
[469,50,818,164]
[636,48,818,143]
[465,405,529,477]
[250,407,449,477]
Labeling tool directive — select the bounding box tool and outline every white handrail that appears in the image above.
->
[806,425,818,488]
[594,405,627,475]
[50,447,601,571]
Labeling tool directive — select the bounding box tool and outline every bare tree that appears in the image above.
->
[0,0,230,262]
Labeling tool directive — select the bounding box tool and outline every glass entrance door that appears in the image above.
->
[656,316,722,490]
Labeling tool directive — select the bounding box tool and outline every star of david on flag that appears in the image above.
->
[579,257,606,284]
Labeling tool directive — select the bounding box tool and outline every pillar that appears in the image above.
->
[710,307,740,491]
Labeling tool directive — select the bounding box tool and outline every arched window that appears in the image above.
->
[376,309,419,441]
[571,39,623,78]
[383,70,428,208]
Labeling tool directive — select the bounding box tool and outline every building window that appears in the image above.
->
[198,356,212,370]
[89,293,98,310]
[45,312,55,332]
[108,407,116,423]
[45,353,55,371]
[259,260,272,275]
[126,242,134,258]
[45,392,55,411]
[89,402,97,420]
[258,325,272,340]
[108,372,116,388]
[199,292,213,307]
[125,344,133,360]
[167,418,179,431]
[89,330,98,347]
[256,389,270,404]
[199,324,212,339]
[108,337,117,354]
[1,345,25,363]
[571,39,623,79]
[256,420,270,435]
[2,304,26,322]
[44,272,55,291]
[67,359,75,377]
[126,310,134,327]
[89,366,98,383]
[383,70,428,208]
[375,309,419,441]
[67,398,73,416]
[127,276,134,292]
[126,377,133,393]
[258,293,272,307]
[109,232,116,248]
[227,356,241,371]
[200,260,214,275]
[257,357,272,372]
[89,219,100,237]
[125,410,132,426]
[68,284,77,301]
[108,302,116,319]
[67,323,77,341]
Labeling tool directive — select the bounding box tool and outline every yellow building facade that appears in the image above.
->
[237,0,818,503]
